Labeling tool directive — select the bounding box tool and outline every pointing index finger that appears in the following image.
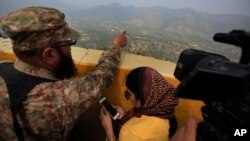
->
[121,30,127,36]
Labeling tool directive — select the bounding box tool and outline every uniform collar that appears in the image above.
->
[14,59,59,81]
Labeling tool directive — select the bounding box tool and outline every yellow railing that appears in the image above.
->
[0,48,204,140]
[0,48,204,129]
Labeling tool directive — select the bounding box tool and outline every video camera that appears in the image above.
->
[174,30,250,141]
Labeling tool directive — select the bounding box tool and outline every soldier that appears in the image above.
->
[0,6,127,141]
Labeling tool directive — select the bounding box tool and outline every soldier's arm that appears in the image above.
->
[63,31,127,114]
[22,31,127,138]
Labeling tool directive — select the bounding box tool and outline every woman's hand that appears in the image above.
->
[99,107,115,139]
[114,105,126,119]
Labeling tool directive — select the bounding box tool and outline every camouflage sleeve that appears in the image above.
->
[79,43,121,102]
[23,44,121,138]
[75,43,121,104]
[92,43,121,88]
[62,43,121,133]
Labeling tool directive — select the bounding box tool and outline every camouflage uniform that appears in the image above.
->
[0,7,121,141]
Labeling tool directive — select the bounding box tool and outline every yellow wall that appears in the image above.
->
[0,50,16,61]
[68,60,205,128]
[0,50,204,128]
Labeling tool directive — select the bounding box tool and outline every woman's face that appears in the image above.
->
[125,89,141,108]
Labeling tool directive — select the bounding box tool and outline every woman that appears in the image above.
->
[100,67,178,141]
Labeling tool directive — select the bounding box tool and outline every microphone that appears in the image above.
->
[213,30,250,47]
[214,30,250,64]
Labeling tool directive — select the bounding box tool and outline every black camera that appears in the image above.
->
[174,30,250,141]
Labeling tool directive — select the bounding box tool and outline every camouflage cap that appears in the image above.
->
[0,6,80,51]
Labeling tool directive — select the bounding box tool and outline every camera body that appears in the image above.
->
[174,30,250,141]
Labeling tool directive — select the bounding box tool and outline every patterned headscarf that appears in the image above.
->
[118,67,178,132]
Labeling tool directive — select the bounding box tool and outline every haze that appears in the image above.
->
[0,0,249,17]
[59,0,250,16]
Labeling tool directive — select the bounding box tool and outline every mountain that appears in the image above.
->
[1,3,249,62]
[70,4,250,62]
[76,3,136,21]
[75,4,250,34]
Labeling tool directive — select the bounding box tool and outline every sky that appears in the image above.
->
[60,0,250,16]
[0,0,249,17]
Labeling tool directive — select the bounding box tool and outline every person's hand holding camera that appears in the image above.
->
[170,118,199,141]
